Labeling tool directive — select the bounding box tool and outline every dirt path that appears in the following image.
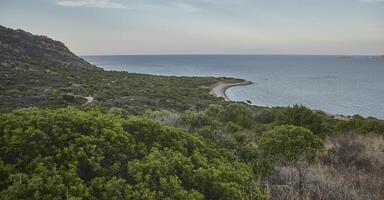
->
[83,96,94,106]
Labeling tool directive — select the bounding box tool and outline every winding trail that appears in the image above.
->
[83,96,94,106]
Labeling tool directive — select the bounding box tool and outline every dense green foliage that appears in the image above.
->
[258,125,324,163]
[277,105,328,135]
[335,115,384,134]
[0,108,266,199]
[276,105,384,136]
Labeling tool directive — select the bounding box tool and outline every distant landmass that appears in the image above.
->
[336,55,384,59]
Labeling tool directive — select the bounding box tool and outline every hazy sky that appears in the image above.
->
[0,0,383,55]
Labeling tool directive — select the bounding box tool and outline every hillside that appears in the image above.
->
[0,25,95,69]
[0,25,234,113]
[1,25,384,199]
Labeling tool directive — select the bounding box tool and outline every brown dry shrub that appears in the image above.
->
[268,133,384,200]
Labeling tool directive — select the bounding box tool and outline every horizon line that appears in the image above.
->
[80,53,384,57]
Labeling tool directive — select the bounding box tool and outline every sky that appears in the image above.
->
[0,0,383,55]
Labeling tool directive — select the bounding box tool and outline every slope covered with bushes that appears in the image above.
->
[0,25,233,113]
[0,108,266,199]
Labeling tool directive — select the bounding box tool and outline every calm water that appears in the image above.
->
[83,55,384,119]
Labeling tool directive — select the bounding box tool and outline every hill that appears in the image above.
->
[0,25,95,69]
[0,25,234,113]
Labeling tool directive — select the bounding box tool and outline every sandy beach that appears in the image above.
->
[210,80,252,101]
[210,80,354,120]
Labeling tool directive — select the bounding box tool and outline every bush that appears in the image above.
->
[268,133,384,200]
[258,125,324,163]
[221,103,253,128]
[336,118,384,135]
[143,109,181,127]
[277,105,326,135]
[252,109,276,124]
[0,107,267,199]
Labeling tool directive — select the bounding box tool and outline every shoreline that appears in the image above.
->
[210,80,252,101]
[210,80,356,121]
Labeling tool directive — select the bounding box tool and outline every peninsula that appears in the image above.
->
[210,80,252,100]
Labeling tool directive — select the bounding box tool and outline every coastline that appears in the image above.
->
[210,80,252,101]
[210,80,355,121]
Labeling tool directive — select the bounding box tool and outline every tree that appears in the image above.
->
[257,125,323,163]
[257,125,324,195]
[221,103,253,128]
[277,105,326,135]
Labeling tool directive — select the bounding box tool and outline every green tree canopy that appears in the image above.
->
[277,105,327,135]
[257,125,324,163]
[0,107,266,199]
[221,104,253,128]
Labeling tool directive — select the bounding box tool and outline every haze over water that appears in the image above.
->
[84,55,384,119]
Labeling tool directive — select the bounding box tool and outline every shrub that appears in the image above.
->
[0,107,267,199]
[221,103,253,128]
[252,109,276,124]
[277,105,326,135]
[336,118,384,135]
[268,133,384,200]
[258,125,324,163]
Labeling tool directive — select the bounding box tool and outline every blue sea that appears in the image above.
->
[83,55,384,119]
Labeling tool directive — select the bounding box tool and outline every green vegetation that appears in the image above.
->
[0,108,266,199]
[0,25,237,113]
[335,115,384,134]
[277,105,328,135]
[258,125,324,163]
[1,25,384,199]
[258,125,324,197]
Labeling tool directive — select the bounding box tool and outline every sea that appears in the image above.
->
[83,55,384,119]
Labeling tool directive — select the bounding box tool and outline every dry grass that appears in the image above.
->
[268,133,384,200]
